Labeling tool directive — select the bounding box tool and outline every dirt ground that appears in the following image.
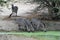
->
[0,34,37,40]
[0,15,19,31]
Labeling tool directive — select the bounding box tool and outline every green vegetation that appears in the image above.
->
[0,31,60,40]
[0,0,7,6]
[33,0,60,20]
[0,31,60,36]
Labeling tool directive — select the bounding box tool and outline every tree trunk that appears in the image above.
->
[48,7,53,19]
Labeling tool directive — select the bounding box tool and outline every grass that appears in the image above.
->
[0,31,60,36]
[0,31,60,40]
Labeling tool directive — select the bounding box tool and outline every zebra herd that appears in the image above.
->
[16,18,47,32]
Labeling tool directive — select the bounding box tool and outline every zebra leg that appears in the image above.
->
[8,12,14,18]
[15,11,17,16]
[8,13,12,18]
[16,13,17,16]
[41,23,47,32]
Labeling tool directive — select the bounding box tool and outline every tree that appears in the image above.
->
[0,0,7,6]
[33,0,60,20]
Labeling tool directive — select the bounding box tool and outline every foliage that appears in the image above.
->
[1,31,60,40]
[33,0,60,20]
[0,0,7,6]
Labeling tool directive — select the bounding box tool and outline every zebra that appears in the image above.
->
[9,4,18,18]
